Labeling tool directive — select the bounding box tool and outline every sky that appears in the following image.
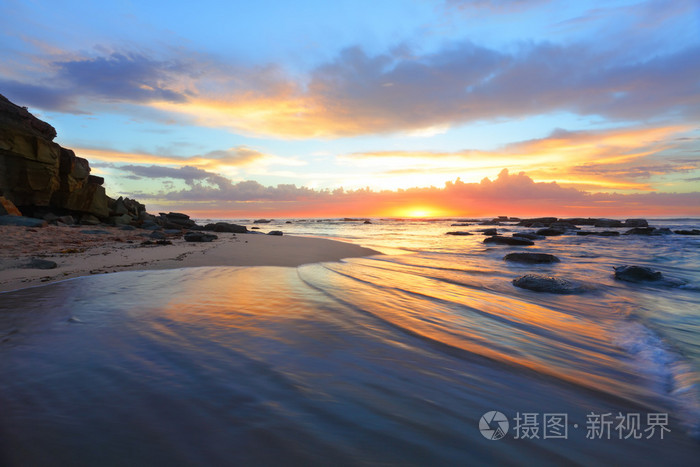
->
[1,0,699,218]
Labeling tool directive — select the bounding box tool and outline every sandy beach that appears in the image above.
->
[0,225,380,293]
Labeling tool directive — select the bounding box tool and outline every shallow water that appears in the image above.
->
[1,218,699,465]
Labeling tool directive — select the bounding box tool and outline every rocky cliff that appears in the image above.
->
[0,94,144,224]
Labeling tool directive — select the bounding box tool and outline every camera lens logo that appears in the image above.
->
[479,411,509,440]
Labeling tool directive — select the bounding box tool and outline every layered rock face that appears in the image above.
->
[0,94,114,221]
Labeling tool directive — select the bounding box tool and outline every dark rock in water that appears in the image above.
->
[675,229,700,235]
[251,226,260,230]
[80,229,110,235]
[451,223,471,226]
[484,236,534,246]
[624,227,655,235]
[254,219,272,224]
[0,215,47,227]
[23,258,57,269]
[446,231,472,236]
[363,220,372,224]
[550,221,579,231]
[561,218,599,226]
[285,221,292,224]
[536,228,564,236]
[594,219,623,228]
[512,274,584,294]
[512,232,545,240]
[577,231,620,236]
[624,219,648,228]
[613,265,662,282]
[624,227,671,236]
[163,229,182,235]
[480,228,498,236]
[504,253,560,264]
[184,232,218,242]
[517,217,557,227]
[267,230,283,236]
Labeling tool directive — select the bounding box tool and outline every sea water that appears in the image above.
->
[1,218,699,465]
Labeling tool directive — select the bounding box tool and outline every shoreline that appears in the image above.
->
[0,225,381,293]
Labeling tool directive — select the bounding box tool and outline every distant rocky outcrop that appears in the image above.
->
[0,94,147,224]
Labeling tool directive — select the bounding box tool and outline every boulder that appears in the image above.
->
[483,236,534,246]
[550,221,579,231]
[517,217,557,227]
[254,219,272,224]
[149,231,167,240]
[536,228,564,236]
[184,232,218,242]
[480,228,498,236]
[504,253,560,264]
[0,215,47,227]
[160,212,195,228]
[674,229,700,235]
[624,227,657,235]
[613,265,662,282]
[203,222,248,233]
[624,219,648,228]
[512,232,545,240]
[80,214,101,225]
[512,274,584,294]
[594,219,623,228]
[267,230,283,236]
[446,231,472,236]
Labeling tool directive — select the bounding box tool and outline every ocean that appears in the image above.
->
[1,218,699,465]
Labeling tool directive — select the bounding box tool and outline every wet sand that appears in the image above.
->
[0,225,380,293]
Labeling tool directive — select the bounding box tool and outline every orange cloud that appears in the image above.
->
[133,169,700,218]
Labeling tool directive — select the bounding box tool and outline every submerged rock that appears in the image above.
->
[513,274,584,294]
[577,231,620,236]
[446,231,472,236]
[613,265,662,282]
[504,253,560,264]
[484,236,534,246]
[512,232,545,240]
[675,229,700,235]
[479,228,498,236]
